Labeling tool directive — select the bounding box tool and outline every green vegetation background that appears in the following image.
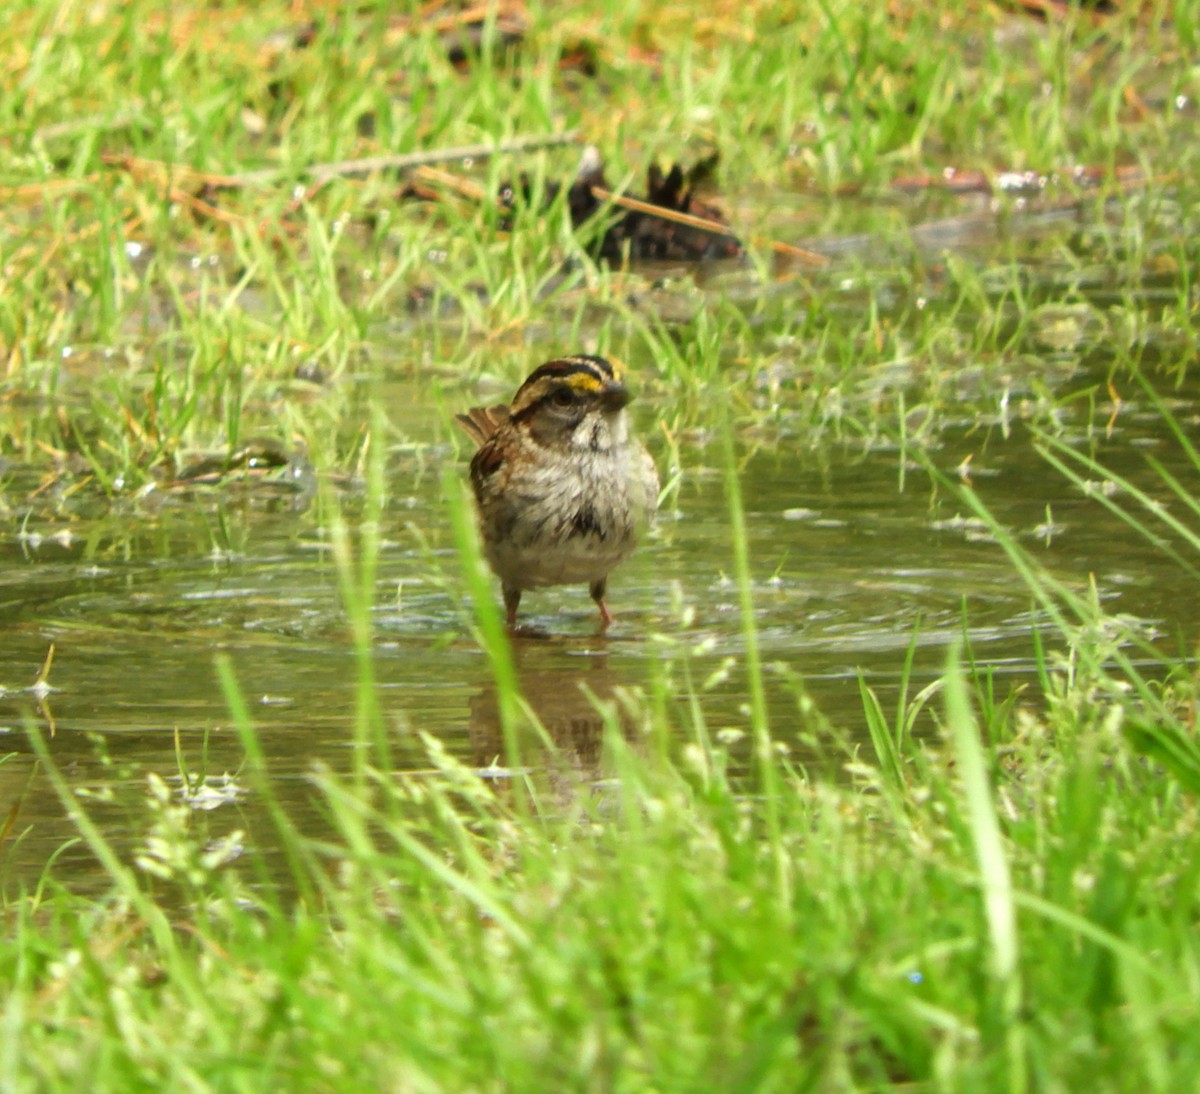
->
[2,2,1199,1090]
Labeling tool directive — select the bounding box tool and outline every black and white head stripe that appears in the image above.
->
[513,354,626,405]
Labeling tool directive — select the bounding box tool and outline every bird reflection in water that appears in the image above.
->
[468,649,644,785]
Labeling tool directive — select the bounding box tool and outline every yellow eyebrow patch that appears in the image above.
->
[511,354,628,415]
[561,354,625,385]
[564,371,607,393]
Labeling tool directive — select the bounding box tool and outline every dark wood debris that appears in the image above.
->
[500,148,745,263]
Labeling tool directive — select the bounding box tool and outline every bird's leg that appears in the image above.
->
[502,585,522,629]
[589,578,613,631]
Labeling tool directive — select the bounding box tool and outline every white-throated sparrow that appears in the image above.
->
[456,354,659,630]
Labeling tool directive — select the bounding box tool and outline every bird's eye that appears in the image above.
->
[551,389,574,408]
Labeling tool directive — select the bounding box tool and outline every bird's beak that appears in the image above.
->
[599,382,630,411]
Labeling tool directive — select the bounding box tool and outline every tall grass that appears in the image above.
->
[5,1,1200,1089]
[11,375,1200,1089]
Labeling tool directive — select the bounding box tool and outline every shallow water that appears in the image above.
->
[2,189,1197,896]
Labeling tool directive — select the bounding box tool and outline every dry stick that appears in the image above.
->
[296,132,579,185]
[413,165,488,200]
[1006,0,1111,25]
[168,187,246,227]
[102,131,577,190]
[381,0,528,46]
[412,168,829,268]
[105,137,827,266]
[0,175,105,201]
[588,185,829,267]
[425,3,525,33]
[192,131,579,189]
[36,103,146,142]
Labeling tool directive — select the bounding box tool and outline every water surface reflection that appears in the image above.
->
[2,365,1195,894]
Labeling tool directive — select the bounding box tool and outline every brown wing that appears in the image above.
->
[454,404,510,449]
[469,437,507,488]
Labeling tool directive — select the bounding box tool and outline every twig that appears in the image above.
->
[168,187,247,227]
[589,184,829,267]
[301,131,578,184]
[1002,0,1111,26]
[36,104,146,142]
[107,131,579,190]
[0,176,104,202]
[413,165,488,200]
[412,166,828,266]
